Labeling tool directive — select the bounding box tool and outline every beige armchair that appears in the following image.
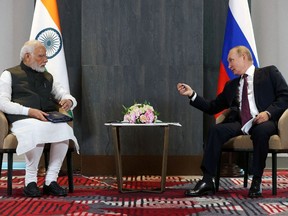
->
[0,111,75,196]
[215,109,288,195]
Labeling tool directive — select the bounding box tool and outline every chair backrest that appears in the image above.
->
[277,109,288,149]
[0,111,9,148]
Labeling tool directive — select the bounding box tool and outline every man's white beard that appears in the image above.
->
[30,61,45,72]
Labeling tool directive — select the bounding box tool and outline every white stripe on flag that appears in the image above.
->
[29,0,70,92]
[229,0,259,63]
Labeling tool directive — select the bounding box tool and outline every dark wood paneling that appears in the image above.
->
[81,64,203,155]
[203,0,228,140]
[82,0,202,66]
[81,0,204,158]
[81,155,203,176]
[57,0,230,175]
[57,0,82,144]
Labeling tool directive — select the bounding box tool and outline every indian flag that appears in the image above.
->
[30,0,70,92]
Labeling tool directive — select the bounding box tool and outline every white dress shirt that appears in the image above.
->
[239,65,259,118]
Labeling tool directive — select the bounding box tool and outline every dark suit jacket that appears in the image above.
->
[190,65,288,122]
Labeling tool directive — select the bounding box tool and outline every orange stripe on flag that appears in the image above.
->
[41,0,61,31]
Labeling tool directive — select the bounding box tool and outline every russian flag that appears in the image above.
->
[217,0,259,96]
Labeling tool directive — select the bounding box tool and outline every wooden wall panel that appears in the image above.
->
[57,0,82,170]
[81,0,204,157]
[57,0,229,174]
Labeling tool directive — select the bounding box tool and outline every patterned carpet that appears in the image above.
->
[1,170,288,215]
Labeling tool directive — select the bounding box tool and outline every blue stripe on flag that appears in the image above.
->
[221,7,259,80]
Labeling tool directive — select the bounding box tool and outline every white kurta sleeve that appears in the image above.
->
[0,71,29,115]
[51,81,77,110]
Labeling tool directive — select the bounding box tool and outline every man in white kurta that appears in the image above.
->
[0,40,79,197]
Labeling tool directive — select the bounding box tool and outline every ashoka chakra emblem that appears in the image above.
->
[35,27,62,59]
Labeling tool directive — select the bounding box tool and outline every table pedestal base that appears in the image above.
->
[111,126,170,193]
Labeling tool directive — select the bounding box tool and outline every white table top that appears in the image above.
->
[104,122,182,127]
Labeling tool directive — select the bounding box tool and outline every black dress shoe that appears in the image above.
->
[43,181,68,196]
[185,179,216,197]
[248,178,262,198]
[23,182,42,197]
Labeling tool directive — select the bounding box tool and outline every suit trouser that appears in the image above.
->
[201,120,277,179]
[24,140,69,186]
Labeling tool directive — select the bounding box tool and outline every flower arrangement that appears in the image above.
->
[123,101,159,124]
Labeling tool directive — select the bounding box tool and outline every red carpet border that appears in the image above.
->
[0,170,288,215]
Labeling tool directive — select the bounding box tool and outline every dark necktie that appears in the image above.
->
[241,74,251,126]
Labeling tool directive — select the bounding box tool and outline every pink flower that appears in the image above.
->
[123,102,159,124]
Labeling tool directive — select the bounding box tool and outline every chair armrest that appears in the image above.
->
[216,109,231,124]
[277,109,288,146]
[0,111,9,144]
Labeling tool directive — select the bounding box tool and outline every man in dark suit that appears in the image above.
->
[177,45,288,198]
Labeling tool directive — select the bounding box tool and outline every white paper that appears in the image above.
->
[241,118,254,134]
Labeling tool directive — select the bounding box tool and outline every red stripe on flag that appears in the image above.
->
[217,61,230,96]
[215,62,230,118]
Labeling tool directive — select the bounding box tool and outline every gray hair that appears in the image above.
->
[20,40,44,60]
[234,45,253,62]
